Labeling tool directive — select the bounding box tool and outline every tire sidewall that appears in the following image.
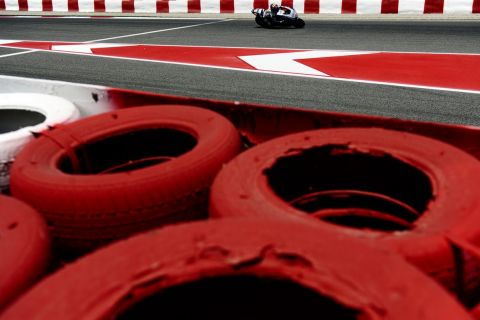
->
[210,128,480,289]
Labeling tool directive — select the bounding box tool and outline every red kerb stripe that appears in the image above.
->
[220,0,234,13]
[281,0,293,8]
[156,0,169,13]
[94,0,105,12]
[304,0,319,13]
[122,0,134,12]
[381,0,398,13]
[424,0,443,13]
[42,0,52,10]
[68,0,79,11]
[188,0,200,13]
[342,0,356,13]
[253,0,268,9]
[18,0,28,11]
[473,0,480,13]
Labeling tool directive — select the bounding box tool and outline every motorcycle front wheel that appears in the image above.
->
[255,16,266,27]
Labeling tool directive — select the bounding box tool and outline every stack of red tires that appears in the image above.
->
[2,99,480,319]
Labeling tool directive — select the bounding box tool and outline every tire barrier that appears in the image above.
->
[0,195,51,312]
[10,105,242,255]
[209,127,480,299]
[472,303,480,319]
[0,218,473,319]
[0,93,80,193]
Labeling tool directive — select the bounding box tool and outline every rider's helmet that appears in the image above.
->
[270,3,279,14]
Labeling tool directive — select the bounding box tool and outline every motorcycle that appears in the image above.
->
[251,6,305,28]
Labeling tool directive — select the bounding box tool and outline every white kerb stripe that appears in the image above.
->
[134,0,156,13]
[52,0,68,11]
[78,0,94,12]
[239,50,376,76]
[5,0,19,11]
[27,0,43,11]
[398,0,425,13]
[0,40,17,45]
[292,0,305,13]
[105,0,123,13]
[201,0,220,13]
[320,0,342,14]
[357,0,382,14]
[234,0,254,13]
[169,0,188,13]
[51,43,129,53]
[444,0,474,13]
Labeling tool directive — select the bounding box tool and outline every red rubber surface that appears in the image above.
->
[1,218,473,319]
[472,303,480,320]
[0,195,51,312]
[10,105,241,253]
[209,128,480,296]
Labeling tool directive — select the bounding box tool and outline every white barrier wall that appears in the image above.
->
[1,0,479,14]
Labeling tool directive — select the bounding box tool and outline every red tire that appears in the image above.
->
[10,105,241,254]
[472,303,480,320]
[0,195,51,312]
[209,127,480,298]
[0,218,472,320]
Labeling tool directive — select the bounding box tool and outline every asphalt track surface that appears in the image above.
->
[0,17,480,125]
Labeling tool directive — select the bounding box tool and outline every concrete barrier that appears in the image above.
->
[1,0,479,14]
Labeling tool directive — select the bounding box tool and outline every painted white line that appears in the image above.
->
[0,40,38,59]
[0,40,17,45]
[0,50,40,59]
[85,19,233,43]
[0,19,234,59]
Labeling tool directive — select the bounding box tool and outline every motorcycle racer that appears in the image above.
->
[270,3,292,17]
[251,4,305,28]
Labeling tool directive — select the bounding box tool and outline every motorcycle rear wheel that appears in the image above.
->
[255,16,265,27]
[294,18,305,28]
[263,18,274,28]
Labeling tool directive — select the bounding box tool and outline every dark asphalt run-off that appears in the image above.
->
[0,17,480,125]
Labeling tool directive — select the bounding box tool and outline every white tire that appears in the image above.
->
[0,93,80,192]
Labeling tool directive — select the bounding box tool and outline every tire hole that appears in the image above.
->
[0,109,46,134]
[8,222,18,230]
[58,128,197,174]
[116,276,360,320]
[264,145,433,232]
